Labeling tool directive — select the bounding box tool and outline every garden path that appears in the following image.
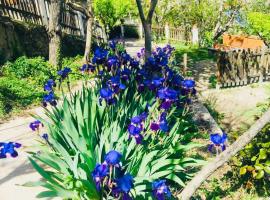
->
[0,39,144,200]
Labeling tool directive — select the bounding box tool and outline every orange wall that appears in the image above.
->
[222,34,265,49]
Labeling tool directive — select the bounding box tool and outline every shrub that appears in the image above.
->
[0,76,44,118]
[2,56,54,86]
[62,55,84,81]
[236,124,270,194]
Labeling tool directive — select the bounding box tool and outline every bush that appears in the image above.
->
[235,124,270,195]
[2,56,54,86]
[0,76,44,118]
[62,55,84,81]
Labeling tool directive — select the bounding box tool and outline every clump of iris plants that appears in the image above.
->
[27,42,201,200]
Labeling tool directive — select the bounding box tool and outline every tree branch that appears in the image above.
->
[136,0,146,23]
[147,0,158,22]
[66,1,93,18]
[178,108,270,200]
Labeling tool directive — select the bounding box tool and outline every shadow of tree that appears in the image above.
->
[0,160,37,186]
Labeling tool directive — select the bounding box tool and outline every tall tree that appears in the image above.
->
[84,0,94,62]
[48,0,63,68]
[136,0,158,60]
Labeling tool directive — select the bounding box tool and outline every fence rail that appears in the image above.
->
[216,48,270,88]
[152,26,191,43]
[0,0,104,39]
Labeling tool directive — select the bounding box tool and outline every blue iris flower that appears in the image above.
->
[208,132,228,153]
[92,47,108,65]
[115,173,134,194]
[130,59,139,68]
[128,112,148,144]
[182,79,195,89]
[41,133,49,141]
[0,142,22,159]
[58,67,71,80]
[150,122,160,131]
[99,88,116,105]
[128,125,143,144]
[157,88,178,101]
[104,150,122,166]
[29,120,43,131]
[92,163,109,190]
[121,68,132,81]
[109,40,117,50]
[172,74,184,87]
[152,180,171,200]
[44,79,56,91]
[128,124,142,135]
[107,76,126,93]
[107,56,120,68]
[121,52,131,64]
[43,92,57,107]
[131,116,142,124]
[80,64,95,72]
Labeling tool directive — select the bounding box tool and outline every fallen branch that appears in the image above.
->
[178,108,270,200]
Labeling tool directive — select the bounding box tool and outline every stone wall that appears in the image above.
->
[0,16,85,65]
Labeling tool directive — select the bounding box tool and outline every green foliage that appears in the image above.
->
[208,75,217,89]
[2,56,54,86]
[246,12,270,44]
[28,83,203,199]
[94,0,117,31]
[174,44,212,64]
[0,76,44,118]
[62,55,84,81]
[235,124,270,194]
[94,0,136,33]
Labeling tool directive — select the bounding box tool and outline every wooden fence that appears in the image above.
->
[216,48,270,88]
[152,26,191,43]
[0,0,104,39]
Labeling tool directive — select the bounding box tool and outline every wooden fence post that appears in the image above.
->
[39,0,49,27]
[76,10,85,38]
[183,53,187,75]
[138,23,143,39]
[165,23,170,42]
[192,24,199,45]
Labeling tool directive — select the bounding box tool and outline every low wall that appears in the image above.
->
[0,16,85,65]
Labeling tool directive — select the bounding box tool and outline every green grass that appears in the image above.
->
[169,43,213,65]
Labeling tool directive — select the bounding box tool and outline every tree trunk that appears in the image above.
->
[178,108,270,200]
[135,0,158,61]
[84,0,93,63]
[120,19,125,47]
[144,22,152,60]
[48,0,62,68]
